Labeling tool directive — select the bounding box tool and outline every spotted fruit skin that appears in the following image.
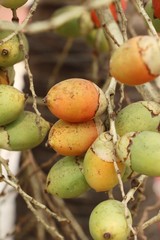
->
[48,118,104,156]
[0,85,26,126]
[0,22,29,67]
[45,78,107,123]
[89,199,132,240]
[116,131,160,176]
[83,132,125,192]
[46,156,89,199]
[110,36,160,85]
[1,0,28,9]
[115,101,160,136]
[0,111,50,151]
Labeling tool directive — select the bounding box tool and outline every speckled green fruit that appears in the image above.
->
[89,199,132,240]
[116,131,160,176]
[46,156,89,199]
[0,111,50,151]
[115,101,160,136]
[145,0,160,32]
[1,0,28,9]
[86,28,110,53]
[52,6,93,38]
[0,84,26,126]
[0,21,29,67]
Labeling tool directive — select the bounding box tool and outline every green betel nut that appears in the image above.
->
[115,101,160,136]
[0,85,26,126]
[116,131,160,176]
[130,131,160,176]
[46,156,89,199]
[89,199,132,240]
[0,111,50,151]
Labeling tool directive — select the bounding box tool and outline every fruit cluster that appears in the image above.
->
[0,0,50,151]
[44,78,160,239]
[45,78,108,197]
[1,2,160,240]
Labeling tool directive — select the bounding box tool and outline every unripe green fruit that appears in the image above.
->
[89,199,132,240]
[46,156,89,199]
[0,66,15,85]
[116,131,160,176]
[0,111,50,151]
[145,0,160,32]
[1,0,28,9]
[0,84,26,126]
[0,21,29,67]
[86,28,110,53]
[115,101,160,136]
[52,6,93,38]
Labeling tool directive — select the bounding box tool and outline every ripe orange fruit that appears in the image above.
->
[110,36,160,85]
[48,118,104,156]
[45,78,107,123]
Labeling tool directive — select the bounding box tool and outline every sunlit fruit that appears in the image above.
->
[46,156,89,199]
[0,84,26,126]
[52,6,93,38]
[0,66,15,85]
[45,78,107,123]
[145,0,160,32]
[48,118,104,156]
[89,199,132,240]
[0,21,29,67]
[83,132,125,192]
[115,101,160,136]
[110,35,160,85]
[86,28,110,53]
[0,111,50,151]
[1,0,28,9]
[116,131,160,176]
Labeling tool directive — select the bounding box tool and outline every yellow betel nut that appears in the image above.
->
[110,35,160,85]
[45,78,107,123]
[83,132,125,192]
[48,118,104,156]
[89,199,132,240]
